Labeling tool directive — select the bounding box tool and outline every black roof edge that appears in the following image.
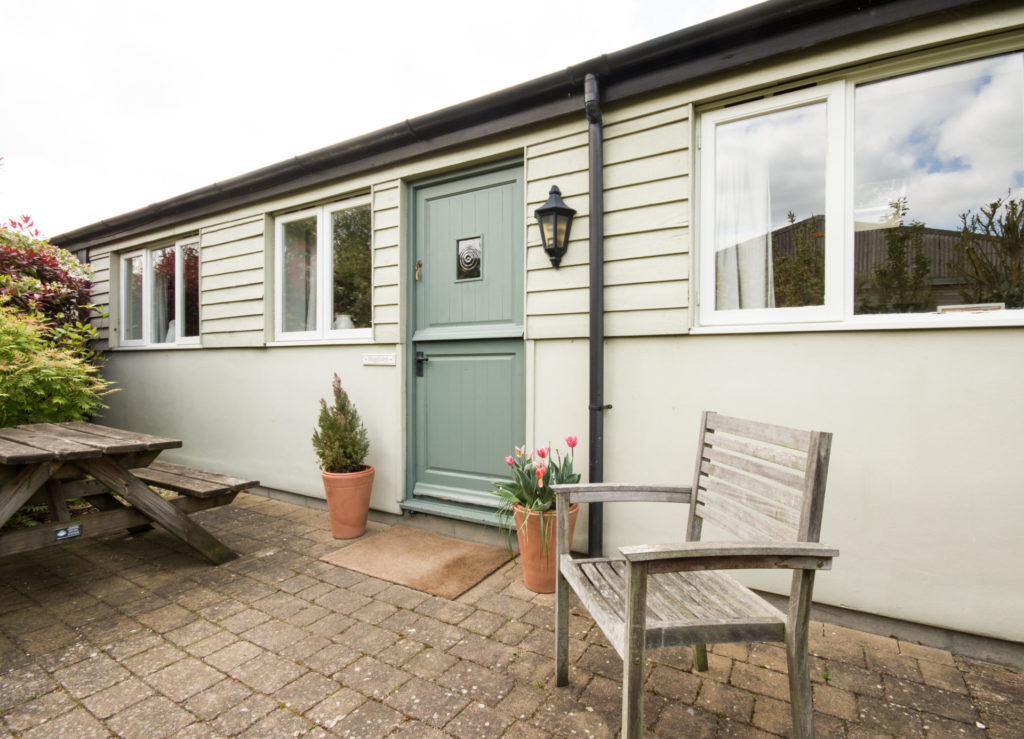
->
[53,0,1000,250]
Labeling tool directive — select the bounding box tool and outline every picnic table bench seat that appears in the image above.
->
[130,460,259,498]
[553,411,836,739]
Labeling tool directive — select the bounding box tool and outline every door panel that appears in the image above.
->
[408,165,524,519]
[412,341,524,507]
[414,169,524,341]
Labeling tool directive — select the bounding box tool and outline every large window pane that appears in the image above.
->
[123,254,144,342]
[181,244,200,337]
[151,246,175,342]
[854,53,1024,313]
[331,205,372,329]
[282,216,318,332]
[714,103,827,310]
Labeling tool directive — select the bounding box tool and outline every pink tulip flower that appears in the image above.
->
[566,435,578,448]
[535,464,547,485]
[505,456,515,466]
[536,446,548,459]
[515,445,525,458]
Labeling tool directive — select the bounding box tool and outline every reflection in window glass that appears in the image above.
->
[282,217,318,332]
[123,254,144,341]
[714,103,827,310]
[854,53,1024,313]
[151,246,175,342]
[331,205,372,329]
[181,244,200,337]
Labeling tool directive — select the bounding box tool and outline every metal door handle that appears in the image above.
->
[416,351,429,377]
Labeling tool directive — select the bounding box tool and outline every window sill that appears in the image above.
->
[266,337,378,347]
[691,311,1024,335]
[111,343,204,351]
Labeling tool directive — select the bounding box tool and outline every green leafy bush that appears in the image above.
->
[312,374,369,473]
[0,306,111,426]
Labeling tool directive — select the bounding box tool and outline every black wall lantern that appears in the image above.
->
[535,185,576,268]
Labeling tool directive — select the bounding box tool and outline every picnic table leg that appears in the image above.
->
[76,457,237,565]
[0,462,61,529]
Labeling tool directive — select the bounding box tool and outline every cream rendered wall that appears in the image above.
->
[531,330,1024,643]
[96,345,405,515]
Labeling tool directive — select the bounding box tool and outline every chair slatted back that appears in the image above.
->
[687,411,832,544]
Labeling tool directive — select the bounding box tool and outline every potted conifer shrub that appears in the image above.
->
[312,374,374,539]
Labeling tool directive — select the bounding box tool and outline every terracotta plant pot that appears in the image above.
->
[322,466,375,539]
[513,502,579,593]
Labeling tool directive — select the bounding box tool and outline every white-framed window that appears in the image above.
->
[698,51,1024,329]
[119,239,200,347]
[274,197,372,341]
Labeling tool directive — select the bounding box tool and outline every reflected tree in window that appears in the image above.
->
[181,244,200,336]
[949,195,1024,308]
[332,205,371,328]
[772,212,825,307]
[857,199,933,313]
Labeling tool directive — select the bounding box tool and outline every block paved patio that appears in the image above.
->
[1,493,1021,738]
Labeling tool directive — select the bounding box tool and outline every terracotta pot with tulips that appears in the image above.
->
[489,436,581,593]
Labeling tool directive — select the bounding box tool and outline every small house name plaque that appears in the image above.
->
[362,353,396,366]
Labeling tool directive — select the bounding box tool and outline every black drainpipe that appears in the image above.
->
[584,73,608,557]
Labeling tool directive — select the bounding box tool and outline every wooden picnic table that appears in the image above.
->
[0,422,251,564]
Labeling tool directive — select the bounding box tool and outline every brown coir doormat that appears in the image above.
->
[320,525,511,600]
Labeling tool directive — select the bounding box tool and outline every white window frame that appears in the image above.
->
[273,196,373,343]
[698,83,845,328]
[118,238,201,347]
[696,51,1024,332]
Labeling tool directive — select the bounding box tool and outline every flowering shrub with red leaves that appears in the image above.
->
[0,226,100,359]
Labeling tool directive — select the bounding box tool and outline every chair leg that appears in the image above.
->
[622,561,648,739]
[555,567,569,687]
[622,648,645,739]
[692,644,709,671]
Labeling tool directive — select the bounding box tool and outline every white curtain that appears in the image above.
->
[714,147,774,310]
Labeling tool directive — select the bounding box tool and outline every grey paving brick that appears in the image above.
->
[209,693,279,736]
[305,687,366,731]
[17,706,112,739]
[444,700,514,738]
[183,677,252,720]
[106,695,195,738]
[384,676,470,727]
[330,698,405,738]
[81,677,153,719]
[53,652,130,698]
[438,659,514,706]
[334,655,411,700]
[229,651,306,694]
[145,656,224,702]
[122,642,185,677]
[1,689,76,732]
[274,670,339,712]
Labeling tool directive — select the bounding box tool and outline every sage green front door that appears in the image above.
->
[406,165,524,523]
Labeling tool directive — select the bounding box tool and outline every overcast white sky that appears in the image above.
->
[1,0,762,238]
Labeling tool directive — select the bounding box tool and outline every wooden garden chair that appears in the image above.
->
[553,411,836,738]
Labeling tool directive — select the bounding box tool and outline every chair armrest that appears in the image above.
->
[552,483,691,505]
[619,540,838,574]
